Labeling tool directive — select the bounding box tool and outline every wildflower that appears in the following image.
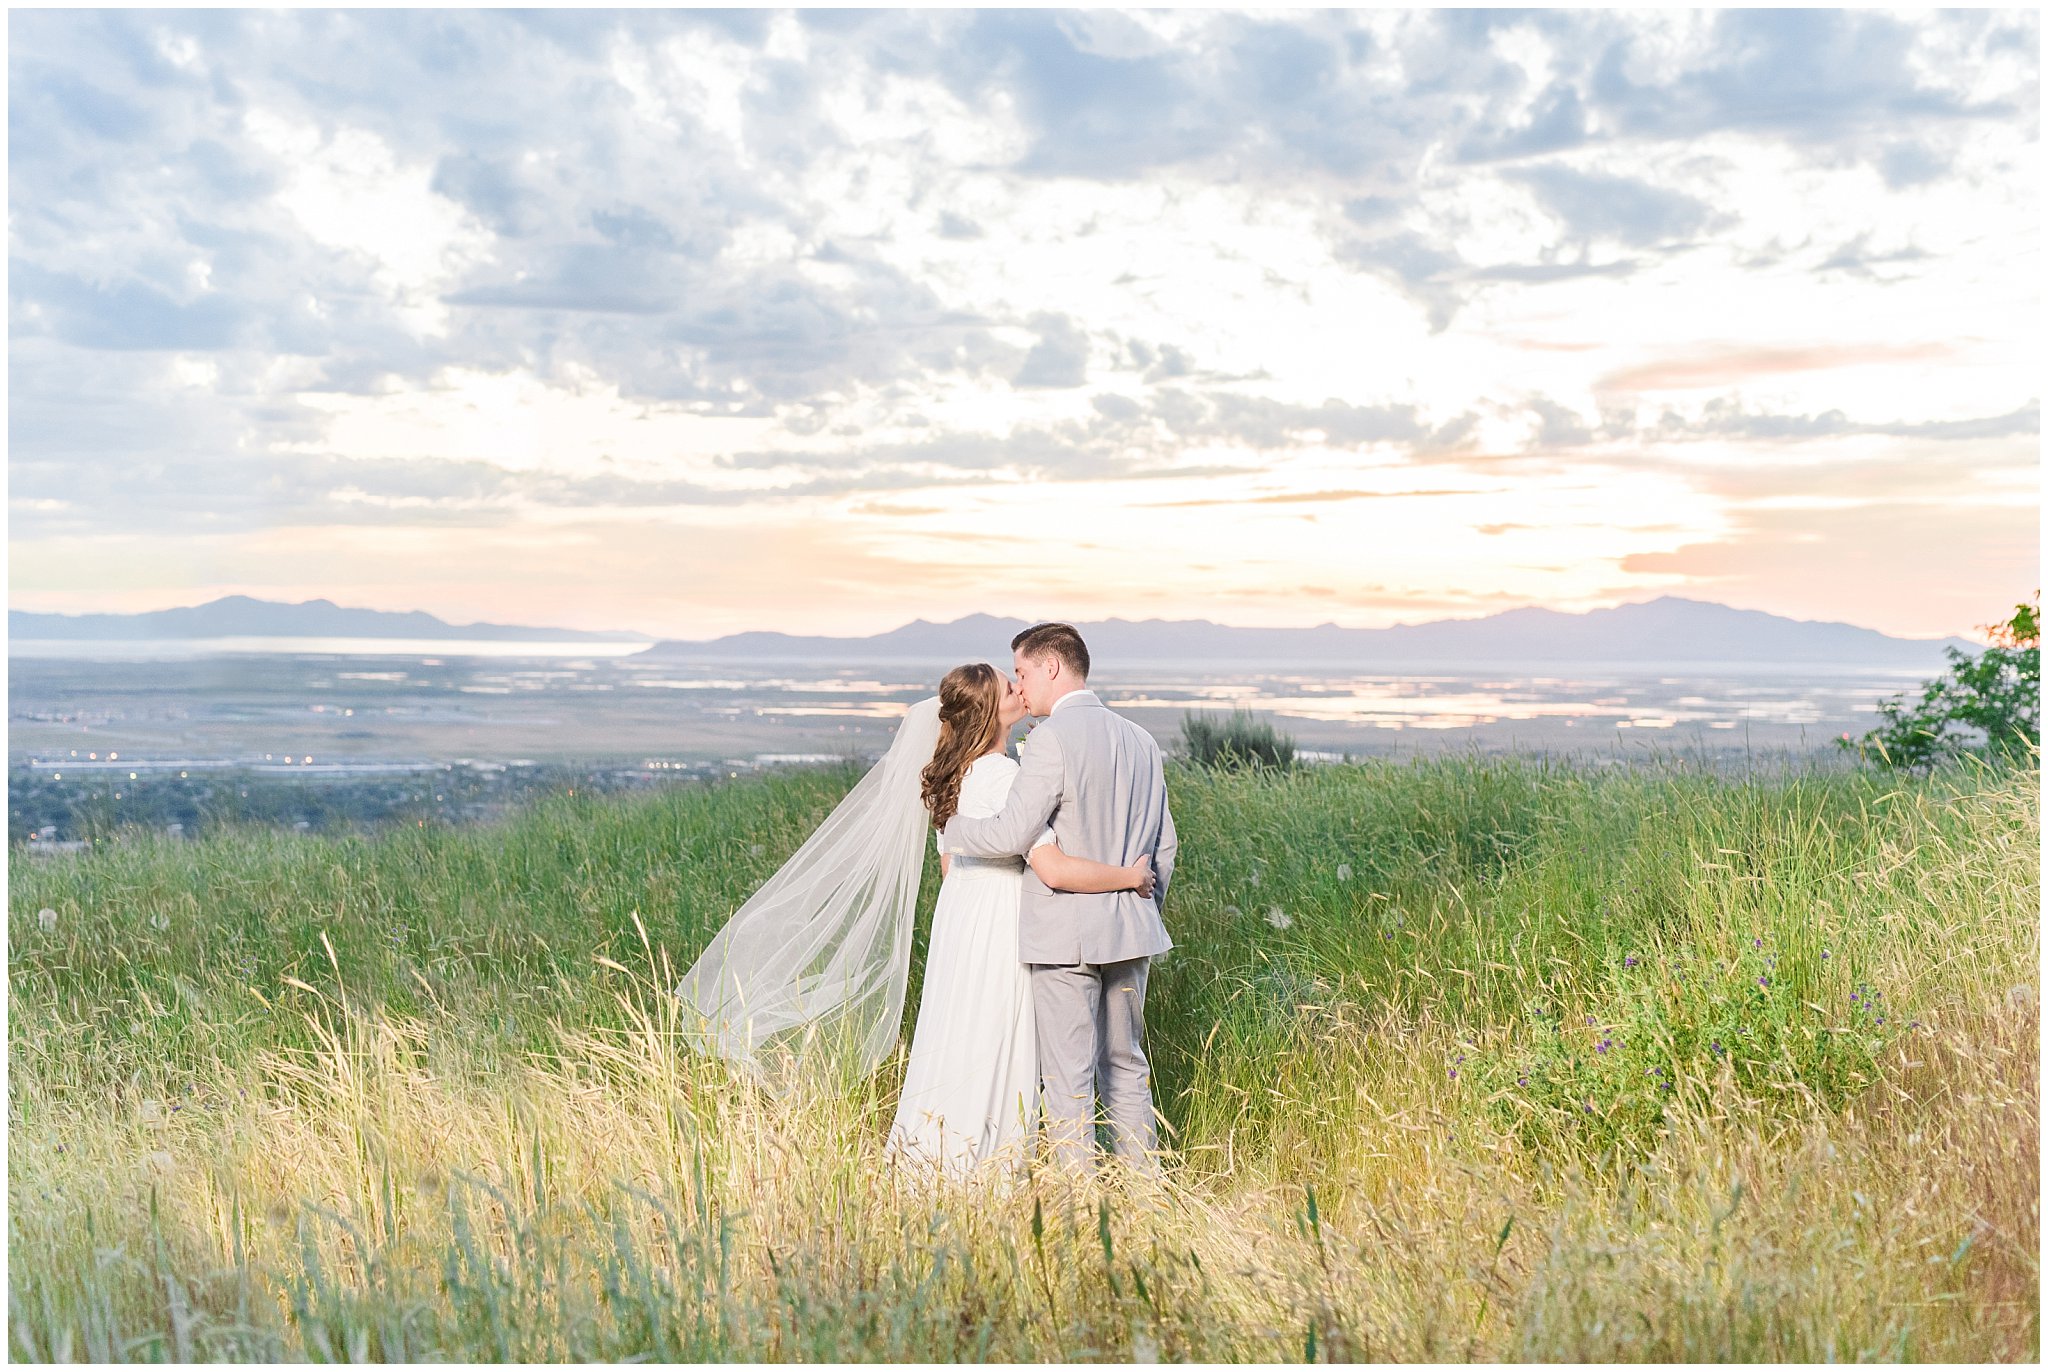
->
[1850,993,1859,1004]
[1624,955,1638,969]
[1596,1038,1611,1054]
[1752,937,1762,949]
[1265,905,1292,930]
[36,908,56,934]
[1336,863,1352,882]
[1758,976,1770,989]
[1448,1068,1457,1079]
[1711,1041,1724,1055]
[1517,1076,1529,1087]
[1821,949,1831,960]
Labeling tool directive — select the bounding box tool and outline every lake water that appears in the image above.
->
[8,643,1931,767]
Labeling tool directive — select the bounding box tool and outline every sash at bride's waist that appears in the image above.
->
[947,853,1025,874]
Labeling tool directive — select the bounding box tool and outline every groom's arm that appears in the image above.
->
[943,724,1064,858]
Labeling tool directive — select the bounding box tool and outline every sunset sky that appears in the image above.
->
[8,9,2039,640]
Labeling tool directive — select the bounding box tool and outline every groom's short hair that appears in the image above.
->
[1012,622,1090,679]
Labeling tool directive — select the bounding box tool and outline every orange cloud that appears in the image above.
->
[1598,343,1951,393]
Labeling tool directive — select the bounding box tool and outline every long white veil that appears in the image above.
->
[676,696,941,1083]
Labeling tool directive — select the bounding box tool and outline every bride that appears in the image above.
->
[674,662,1152,1184]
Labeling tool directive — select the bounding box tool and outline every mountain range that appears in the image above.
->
[8,596,652,643]
[8,594,1981,667]
[638,598,1979,667]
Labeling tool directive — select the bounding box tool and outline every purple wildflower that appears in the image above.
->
[1624,955,1638,969]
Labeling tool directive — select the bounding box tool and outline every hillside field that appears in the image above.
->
[8,752,2038,1361]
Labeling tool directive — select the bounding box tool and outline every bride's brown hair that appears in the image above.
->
[921,663,1006,830]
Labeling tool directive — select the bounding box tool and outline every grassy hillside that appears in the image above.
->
[8,753,2038,1360]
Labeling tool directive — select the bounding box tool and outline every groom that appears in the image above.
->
[942,622,1177,1175]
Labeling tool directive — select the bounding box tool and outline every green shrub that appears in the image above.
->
[1178,709,1297,771]
[1845,597,2040,770]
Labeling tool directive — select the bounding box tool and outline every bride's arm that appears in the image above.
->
[943,727,1063,858]
[1029,845,1156,897]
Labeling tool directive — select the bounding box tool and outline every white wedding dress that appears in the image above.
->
[884,750,1048,1183]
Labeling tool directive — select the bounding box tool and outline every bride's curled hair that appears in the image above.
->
[921,662,1006,830]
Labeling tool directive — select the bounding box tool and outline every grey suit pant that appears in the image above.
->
[1029,956,1160,1175]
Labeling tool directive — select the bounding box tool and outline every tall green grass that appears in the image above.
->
[9,752,2038,1360]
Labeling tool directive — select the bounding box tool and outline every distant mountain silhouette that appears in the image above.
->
[8,596,652,642]
[9,595,1980,666]
[637,599,1978,667]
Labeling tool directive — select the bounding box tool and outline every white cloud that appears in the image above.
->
[8,8,2037,636]
[242,109,492,336]
[281,366,777,482]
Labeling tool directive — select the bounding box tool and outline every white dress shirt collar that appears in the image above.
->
[1047,688,1097,716]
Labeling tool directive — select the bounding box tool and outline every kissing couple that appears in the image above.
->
[677,622,1178,1185]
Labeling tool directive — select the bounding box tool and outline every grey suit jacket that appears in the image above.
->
[943,691,1176,965]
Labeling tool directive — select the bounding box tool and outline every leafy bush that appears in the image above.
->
[1178,709,1296,771]
[1842,598,2040,770]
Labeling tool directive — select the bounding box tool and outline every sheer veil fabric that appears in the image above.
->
[676,696,941,1083]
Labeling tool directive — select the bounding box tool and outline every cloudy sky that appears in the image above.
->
[8,8,2038,639]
